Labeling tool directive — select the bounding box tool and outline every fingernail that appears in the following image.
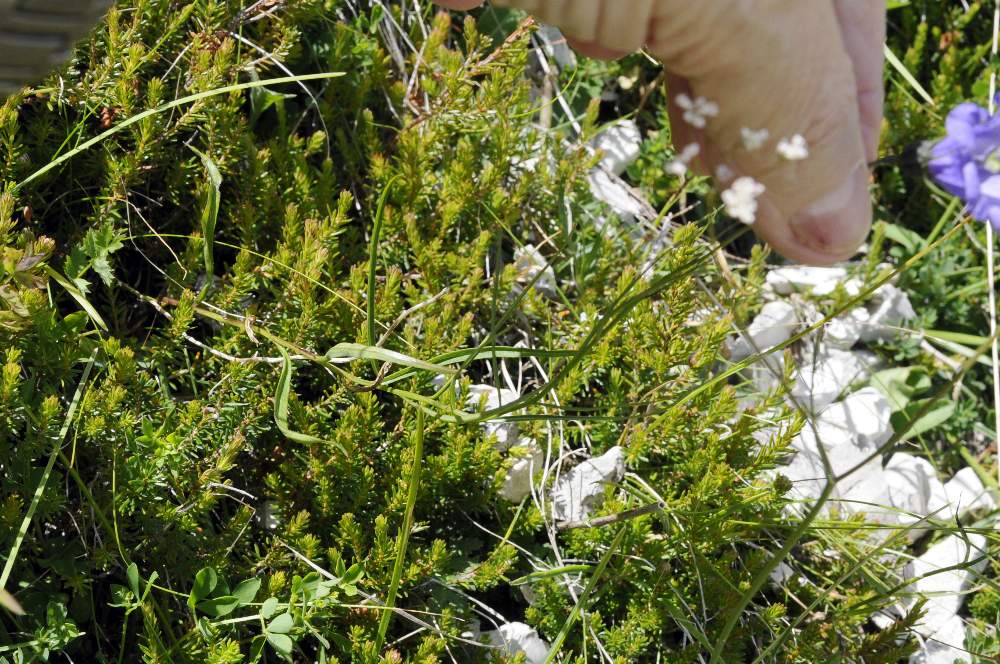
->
[789,165,872,260]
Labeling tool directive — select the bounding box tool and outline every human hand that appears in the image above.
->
[433,1,885,265]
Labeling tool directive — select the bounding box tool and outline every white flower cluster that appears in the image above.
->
[721,176,766,225]
[741,127,770,151]
[666,143,701,177]
[675,93,719,129]
[663,93,808,228]
[777,134,809,160]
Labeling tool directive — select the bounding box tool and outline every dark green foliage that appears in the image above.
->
[0,1,988,662]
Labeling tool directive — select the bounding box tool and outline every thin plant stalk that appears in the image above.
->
[0,351,95,591]
[376,408,425,651]
[988,0,1000,486]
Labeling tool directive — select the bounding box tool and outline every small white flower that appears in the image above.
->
[715,164,734,182]
[741,127,770,151]
[722,176,766,225]
[777,134,809,161]
[675,93,719,129]
[666,142,701,177]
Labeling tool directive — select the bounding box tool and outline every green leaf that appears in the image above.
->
[108,584,133,609]
[188,568,218,608]
[260,596,280,619]
[249,78,296,135]
[232,578,261,606]
[126,563,140,598]
[267,632,294,659]
[196,595,240,618]
[893,399,956,440]
[42,265,108,331]
[267,612,294,634]
[341,563,364,586]
[190,146,221,288]
[325,343,456,374]
[274,348,346,452]
[870,367,932,412]
[881,222,924,254]
[64,246,88,282]
[511,565,592,586]
[81,224,124,287]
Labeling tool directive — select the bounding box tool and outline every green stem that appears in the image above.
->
[0,352,95,591]
[367,177,400,365]
[375,409,424,650]
[544,526,628,663]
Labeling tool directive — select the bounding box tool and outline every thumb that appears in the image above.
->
[494,0,872,264]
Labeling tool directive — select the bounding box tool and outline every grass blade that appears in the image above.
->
[325,343,457,374]
[190,147,222,289]
[274,348,345,452]
[544,526,627,663]
[42,265,108,331]
[17,73,344,191]
[375,409,424,651]
[0,351,96,594]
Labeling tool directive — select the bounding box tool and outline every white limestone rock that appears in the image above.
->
[499,438,545,503]
[884,453,946,539]
[467,385,520,451]
[780,391,894,519]
[590,120,642,176]
[484,622,550,664]
[551,446,626,523]
[775,442,829,509]
[823,307,869,350]
[814,276,863,298]
[727,300,799,361]
[766,266,848,295]
[941,467,996,518]
[909,534,988,638]
[860,284,916,342]
[514,245,558,297]
[790,349,878,413]
[743,353,786,397]
[909,614,971,664]
[588,169,647,223]
[815,388,893,452]
[877,534,986,662]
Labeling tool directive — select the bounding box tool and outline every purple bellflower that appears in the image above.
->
[928,98,1000,230]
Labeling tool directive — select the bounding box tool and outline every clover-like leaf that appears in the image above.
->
[232,578,261,606]
[188,567,218,609]
[267,612,294,635]
[196,595,240,618]
[260,596,280,619]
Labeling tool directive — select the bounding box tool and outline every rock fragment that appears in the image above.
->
[514,244,558,298]
[727,300,799,361]
[499,438,544,503]
[790,349,877,413]
[484,622,550,664]
[551,447,626,523]
[860,284,916,343]
[766,266,848,295]
[467,384,520,451]
[941,467,996,517]
[590,120,642,176]
[905,534,989,664]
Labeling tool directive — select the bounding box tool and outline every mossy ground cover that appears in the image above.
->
[0,1,998,662]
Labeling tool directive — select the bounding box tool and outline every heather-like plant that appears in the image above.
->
[0,1,997,663]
